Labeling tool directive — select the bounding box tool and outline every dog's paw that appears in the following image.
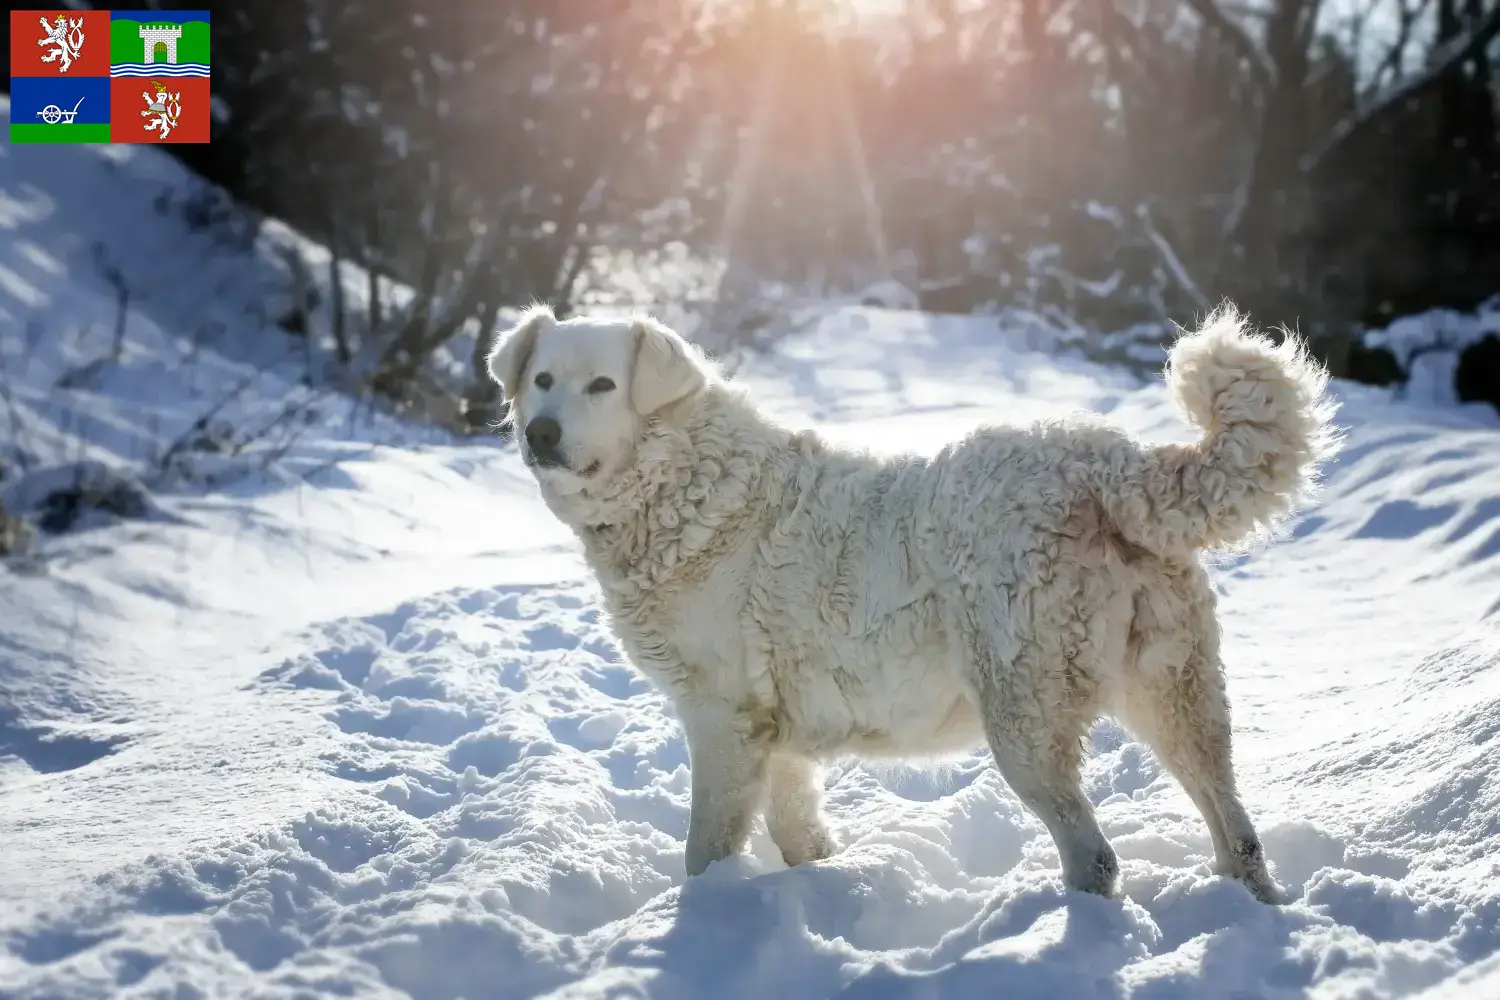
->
[1064,847,1121,898]
[1227,837,1287,905]
[775,822,840,867]
[1240,871,1289,905]
[685,830,738,877]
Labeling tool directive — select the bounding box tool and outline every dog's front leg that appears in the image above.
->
[681,704,768,877]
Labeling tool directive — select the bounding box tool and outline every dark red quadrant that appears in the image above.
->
[11,10,111,78]
[109,76,210,144]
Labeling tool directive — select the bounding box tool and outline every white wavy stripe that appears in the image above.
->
[109,64,209,77]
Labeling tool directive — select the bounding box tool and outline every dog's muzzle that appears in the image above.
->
[524,417,567,469]
[528,446,568,470]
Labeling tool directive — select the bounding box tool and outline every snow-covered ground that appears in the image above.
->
[4,111,1500,1000]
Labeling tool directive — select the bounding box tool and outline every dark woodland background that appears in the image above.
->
[5,0,1499,420]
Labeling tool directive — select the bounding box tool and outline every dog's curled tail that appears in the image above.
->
[1100,303,1342,556]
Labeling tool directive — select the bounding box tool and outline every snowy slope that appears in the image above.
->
[5,123,1500,1000]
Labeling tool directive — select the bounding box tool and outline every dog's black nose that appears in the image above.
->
[525,416,562,453]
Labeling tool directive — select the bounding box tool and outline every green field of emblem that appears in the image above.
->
[10,123,112,144]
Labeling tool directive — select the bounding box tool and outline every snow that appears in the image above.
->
[4,106,1500,1000]
[1362,298,1500,410]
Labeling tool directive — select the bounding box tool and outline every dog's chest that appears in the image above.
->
[605,535,760,703]
[666,559,755,691]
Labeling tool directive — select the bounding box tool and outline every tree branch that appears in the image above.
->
[1180,0,1275,89]
[1302,2,1500,173]
[1366,0,1433,96]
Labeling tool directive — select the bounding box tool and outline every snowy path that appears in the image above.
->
[4,307,1500,999]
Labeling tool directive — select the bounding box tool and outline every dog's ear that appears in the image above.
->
[486,303,554,400]
[631,316,708,416]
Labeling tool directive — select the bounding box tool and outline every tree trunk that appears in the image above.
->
[1230,0,1321,307]
[326,224,350,364]
[366,201,384,335]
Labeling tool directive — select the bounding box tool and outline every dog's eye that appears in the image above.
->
[534,372,553,390]
[586,376,616,394]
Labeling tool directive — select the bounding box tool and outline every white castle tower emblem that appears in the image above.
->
[139,23,183,65]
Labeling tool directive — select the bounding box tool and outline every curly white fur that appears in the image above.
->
[487,302,1341,903]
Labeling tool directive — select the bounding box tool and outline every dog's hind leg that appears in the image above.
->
[1120,582,1285,904]
[965,614,1118,897]
[765,752,839,866]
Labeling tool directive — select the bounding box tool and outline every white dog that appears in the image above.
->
[486,303,1339,903]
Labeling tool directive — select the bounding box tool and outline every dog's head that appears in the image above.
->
[486,304,712,502]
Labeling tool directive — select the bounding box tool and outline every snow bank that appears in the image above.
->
[1363,298,1500,411]
[0,107,471,554]
[4,115,1500,1000]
